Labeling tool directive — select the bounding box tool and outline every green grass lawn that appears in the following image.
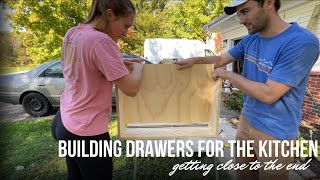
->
[0,117,230,179]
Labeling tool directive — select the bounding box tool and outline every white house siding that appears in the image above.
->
[223,27,247,42]
[309,3,320,71]
[280,1,317,27]
[312,17,320,71]
[311,6,320,37]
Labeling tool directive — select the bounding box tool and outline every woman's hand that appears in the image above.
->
[123,58,144,70]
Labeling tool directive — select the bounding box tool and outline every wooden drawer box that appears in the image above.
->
[116,64,221,139]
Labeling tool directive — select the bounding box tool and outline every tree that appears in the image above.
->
[134,0,168,11]
[211,0,232,18]
[5,0,170,64]
[4,0,230,65]
[119,9,168,56]
[163,0,232,41]
[0,32,17,66]
[5,0,90,65]
[118,0,169,56]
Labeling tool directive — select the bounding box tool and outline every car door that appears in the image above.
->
[34,62,64,107]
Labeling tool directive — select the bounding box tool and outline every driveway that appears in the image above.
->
[0,102,56,121]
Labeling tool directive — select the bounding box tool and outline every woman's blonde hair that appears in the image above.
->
[85,0,135,32]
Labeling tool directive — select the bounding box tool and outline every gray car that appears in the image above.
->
[0,55,151,117]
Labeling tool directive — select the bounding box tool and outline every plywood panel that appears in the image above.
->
[116,64,222,139]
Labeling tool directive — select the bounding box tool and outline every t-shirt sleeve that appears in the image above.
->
[268,40,319,88]
[93,38,129,81]
[228,36,247,61]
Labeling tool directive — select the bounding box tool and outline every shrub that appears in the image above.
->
[223,90,243,114]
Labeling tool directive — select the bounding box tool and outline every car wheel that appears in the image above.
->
[22,92,52,117]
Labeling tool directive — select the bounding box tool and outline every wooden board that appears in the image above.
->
[116,64,221,139]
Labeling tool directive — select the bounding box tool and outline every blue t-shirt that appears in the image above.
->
[228,23,319,140]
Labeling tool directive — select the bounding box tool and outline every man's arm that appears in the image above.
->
[174,52,236,70]
[175,51,292,103]
[213,68,292,104]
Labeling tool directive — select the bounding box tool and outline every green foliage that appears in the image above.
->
[119,10,169,56]
[164,0,210,41]
[223,90,244,114]
[164,0,231,41]
[0,32,32,67]
[5,0,91,65]
[121,0,231,55]
[296,137,320,161]
[5,0,231,66]
[134,0,169,11]
[0,32,17,65]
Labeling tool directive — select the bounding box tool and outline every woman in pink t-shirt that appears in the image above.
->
[51,0,143,179]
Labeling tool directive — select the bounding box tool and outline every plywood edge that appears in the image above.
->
[126,122,209,128]
[119,126,218,140]
[210,78,222,136]
[115,87,123,138]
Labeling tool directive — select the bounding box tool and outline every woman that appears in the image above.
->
[51,0,143,179]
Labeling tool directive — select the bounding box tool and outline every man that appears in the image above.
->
[175,0,319,179]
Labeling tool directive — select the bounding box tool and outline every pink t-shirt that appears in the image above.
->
[60,24,129,136]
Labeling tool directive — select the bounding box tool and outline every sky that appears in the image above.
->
[0,5,14,32]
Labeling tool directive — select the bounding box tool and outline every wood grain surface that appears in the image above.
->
[117,64,221,139]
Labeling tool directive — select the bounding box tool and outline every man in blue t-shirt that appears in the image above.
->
[175,0,319,179]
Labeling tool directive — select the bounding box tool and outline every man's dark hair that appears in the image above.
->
[256,0,281,12]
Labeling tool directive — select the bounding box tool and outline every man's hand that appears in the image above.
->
[212,68,229,80]
[174,58,197,70]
